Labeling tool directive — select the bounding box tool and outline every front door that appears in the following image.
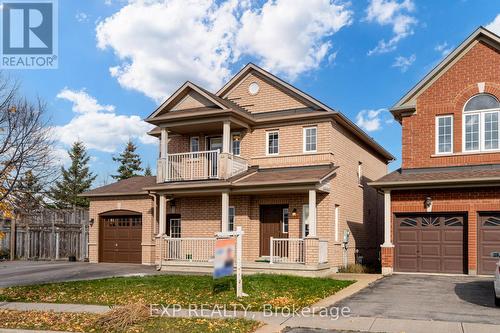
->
[260,205,289,256]
[207,137,222,178]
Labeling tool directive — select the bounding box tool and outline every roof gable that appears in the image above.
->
[392,27,500,117]
[147,82,227,120]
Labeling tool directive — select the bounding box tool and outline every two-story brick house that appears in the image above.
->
[83,63,393,273]
[371,27,500,276]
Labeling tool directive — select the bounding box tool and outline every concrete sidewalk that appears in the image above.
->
[2,301,500,333]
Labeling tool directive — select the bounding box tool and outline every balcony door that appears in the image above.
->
[207,137,222,178]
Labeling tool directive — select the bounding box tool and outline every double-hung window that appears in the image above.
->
[266,131,279,155]
[463,94,500,152]
[190,137,199,152]
[282,208,289,233]
[435,115,453,154]
[232,134,241,156]
[303,127,317,152]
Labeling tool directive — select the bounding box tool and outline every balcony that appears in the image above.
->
[157,150,248,182]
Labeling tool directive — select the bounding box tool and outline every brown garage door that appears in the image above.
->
[395,214,466,274]
[478,212,500,275]
[100,215,142,263]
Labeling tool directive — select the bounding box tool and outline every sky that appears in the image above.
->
[8,0,500,186]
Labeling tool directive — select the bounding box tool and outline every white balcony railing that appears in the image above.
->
[157,150,248,182]
[162,237,216,262]
[269,238,305,264]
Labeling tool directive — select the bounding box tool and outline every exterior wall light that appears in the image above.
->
[424,196,433,212]
[291,208,297,217]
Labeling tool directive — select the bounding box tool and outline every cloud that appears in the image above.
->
[55,89,155,153]
[434,42,452,57]
[96,0,351,101]
[392,54,415,72]
[356,108,392,132]
[236,0,352,80]
[365,0,417,55]
[486,14,500,35]
[76,11,89,23]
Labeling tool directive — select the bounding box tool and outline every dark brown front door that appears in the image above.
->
[395,214,466,274]
[100,215,142,263]
[478,212,500,275]
[260,205,288,256]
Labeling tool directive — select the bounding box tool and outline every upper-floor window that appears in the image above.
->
[232,133,241,156]
[190,136,199,152]
[463,94,500,152]
[435,115,453,154]
[303,127,317,152]
[357,161,363,185]
[266,131,279,155]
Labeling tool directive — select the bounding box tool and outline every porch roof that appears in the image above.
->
[143,164,337,195]
[369,164,500,189]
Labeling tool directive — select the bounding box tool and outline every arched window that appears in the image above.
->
[463,94,500,152]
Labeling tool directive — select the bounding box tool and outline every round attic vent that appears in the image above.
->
[248,82,260,95]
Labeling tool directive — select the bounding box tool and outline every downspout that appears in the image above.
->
[148,192,163,271]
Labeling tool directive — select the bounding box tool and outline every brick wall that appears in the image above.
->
[88,195,155,265]
[402,41,500,169]
[391,187,500,273]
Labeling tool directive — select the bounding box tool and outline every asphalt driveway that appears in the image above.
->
[0,261,173,288]
[333,274,500,325]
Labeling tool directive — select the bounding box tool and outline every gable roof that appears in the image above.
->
[146,81,230,120]
[217,63,395,162]
[391,26,500,120]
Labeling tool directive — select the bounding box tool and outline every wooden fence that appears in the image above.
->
[0,208,89,261]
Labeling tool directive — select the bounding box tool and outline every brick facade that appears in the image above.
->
[402,41,500,169]
[381,31,500,275]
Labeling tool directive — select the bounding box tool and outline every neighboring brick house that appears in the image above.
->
[83,63,393,273]
[370,27,500,276]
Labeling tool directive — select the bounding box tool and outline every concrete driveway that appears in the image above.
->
[333,274,500,325]
[0,261,174,288]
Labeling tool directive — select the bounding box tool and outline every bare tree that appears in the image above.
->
[0,76,54,208]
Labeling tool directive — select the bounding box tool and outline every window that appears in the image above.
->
[435,115,453,154]
[169,218,181,238]
[266,131,279,155]
[334,205,340,242]
[463,94,500,152]
[357,162,363,185]
[303,127,317,152]
[232,134,241,156]
[190,137,199,152]
[302,205,309,237]
[228,206,235,232]
[282,208,289,233]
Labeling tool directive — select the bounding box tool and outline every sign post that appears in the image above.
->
[215,226,247,297]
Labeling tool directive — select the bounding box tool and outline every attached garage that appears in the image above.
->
[394,214,466,274]
[99,211,142,263]
[478,212,500,275]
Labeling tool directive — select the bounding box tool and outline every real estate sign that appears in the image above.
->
[213,238,235,279]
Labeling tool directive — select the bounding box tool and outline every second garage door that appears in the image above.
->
[395,214,466,274]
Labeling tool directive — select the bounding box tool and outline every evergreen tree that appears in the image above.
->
[50,141,96,208]
[144,164,153,177]
[15,170,45,212]
[112,140,143,180]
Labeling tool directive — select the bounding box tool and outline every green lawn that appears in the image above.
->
[0,274,353,311]
[0,309,261,333]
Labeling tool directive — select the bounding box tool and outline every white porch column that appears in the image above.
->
[382,190,393,247]
[159,194,167,235]
[222,120,231,154]
[308,189,317,237]
[221,191,229,232]
[160,128,168,158]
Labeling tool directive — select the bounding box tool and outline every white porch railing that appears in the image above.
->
[157,151,248,182]
[319,239,328,264]
[269,238,305,264]
[163,237,216,262]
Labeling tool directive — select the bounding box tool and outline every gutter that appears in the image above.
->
[368,177,500,189]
